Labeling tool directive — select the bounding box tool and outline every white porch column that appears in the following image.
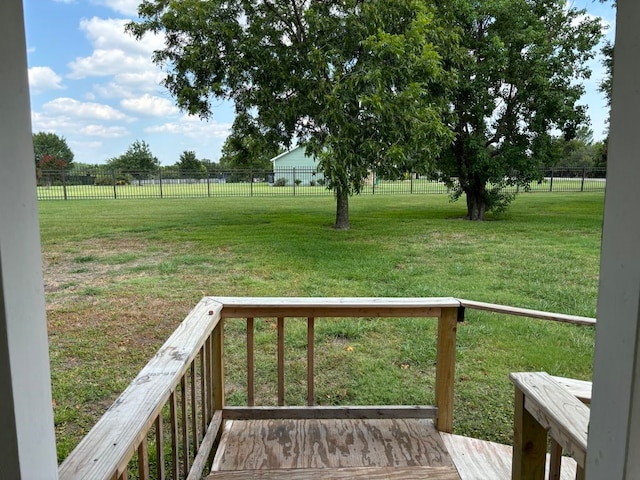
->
[0,1,58,478]
[588,1,640,478]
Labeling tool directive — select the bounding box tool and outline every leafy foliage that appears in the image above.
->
[107,140,159,173]
[128,0,455,229]
[434,0,603,220]
[175,150,207,178]
[33,132,74,169]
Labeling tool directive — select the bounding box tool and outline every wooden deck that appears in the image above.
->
[208,418,577,479]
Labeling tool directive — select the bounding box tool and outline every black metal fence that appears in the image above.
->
[36,166,606,201]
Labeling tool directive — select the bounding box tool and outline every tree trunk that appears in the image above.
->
[334,187,350,230]
[465,183,486,221]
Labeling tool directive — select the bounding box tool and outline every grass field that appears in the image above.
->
[39,192,603,462]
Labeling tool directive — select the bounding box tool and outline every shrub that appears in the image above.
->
[274,177,287,187]
[295,179,302,186]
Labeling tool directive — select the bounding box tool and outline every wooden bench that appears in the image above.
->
[510,372,590,480]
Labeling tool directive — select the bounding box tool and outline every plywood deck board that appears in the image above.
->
[212,418,454,471]
[208,465,460,479]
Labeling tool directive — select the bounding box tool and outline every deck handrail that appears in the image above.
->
[57,297,595,479]
[58,297,225,480]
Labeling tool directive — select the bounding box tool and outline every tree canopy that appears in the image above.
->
[33,132,74,169]
[107,140,159,173]
[433,0,603,219]
[175,150,207,177]
[129,0,455,229]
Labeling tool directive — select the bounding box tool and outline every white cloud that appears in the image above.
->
[145,115,232,139]
[79,124,129,137]
[67,17,164,79]
[92,0,140,16]
[93,71,166,98]
[28,66,64,94]
[43,97,129,121]
[121,94,179,116]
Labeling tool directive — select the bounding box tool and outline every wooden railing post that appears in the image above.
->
[435,307,458,433]
[512,386,547,480]
[213,320,225,410]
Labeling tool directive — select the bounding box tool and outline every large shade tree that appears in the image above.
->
[434,0,603,220]
[128,0,455,229]
[107,140,159,173]
[33,132,74,169]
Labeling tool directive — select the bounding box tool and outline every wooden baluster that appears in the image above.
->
[213,320,225,410]
[155,415,165,480]
[307,317,315,406]
[137,437,149,480]
[170,391,179,479]
[549,439,562,480]
[206,335,213,421]
[435,307,458,433]
[180,375,190,476]
[200,346,206,436]
[190,362,198,454]
[247,317,255,406]
[277,317,285,406]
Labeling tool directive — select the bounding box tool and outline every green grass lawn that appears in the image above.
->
[40,192,603,461]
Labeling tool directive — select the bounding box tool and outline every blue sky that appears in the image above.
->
[23,0,616,166]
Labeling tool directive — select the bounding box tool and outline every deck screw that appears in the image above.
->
[208,310,214,315]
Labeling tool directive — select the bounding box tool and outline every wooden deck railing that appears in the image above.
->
[57,297,595,480]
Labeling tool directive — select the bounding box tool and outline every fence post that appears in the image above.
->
[158,169,163,199]
[410,174,414,194]
[549,168,554,192]
[61,169,68,200]
[372,171,376,195]
[293,168,296,196]
[250,170,253,197]
[112,170,117,199]
[207,170,211,198]
[581,168,586,192]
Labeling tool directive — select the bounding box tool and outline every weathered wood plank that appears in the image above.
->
[512,386,547,480]
[222,405,438,420]
[440,433,577,480]
[436,307,458,433]
[550,376,592,404]
[212,418,454,471]
[458,299,596,326]
[186,410,223,480]
[510,372,589,468]
[213,296,458,318]
[207,466,461,479]
[58,298,223,480]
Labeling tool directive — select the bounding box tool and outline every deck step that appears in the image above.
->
[440,432,577,480]
[208,465,460,479]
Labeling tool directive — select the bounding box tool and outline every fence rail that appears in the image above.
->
[36,166,606,201]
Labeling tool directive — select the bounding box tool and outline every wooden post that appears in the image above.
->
[247,317,255,407]
[435,307,457,433]
[213,320,225,410]
[512,387,547,480]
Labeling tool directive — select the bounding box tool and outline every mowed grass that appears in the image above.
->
[39,193,603,461]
